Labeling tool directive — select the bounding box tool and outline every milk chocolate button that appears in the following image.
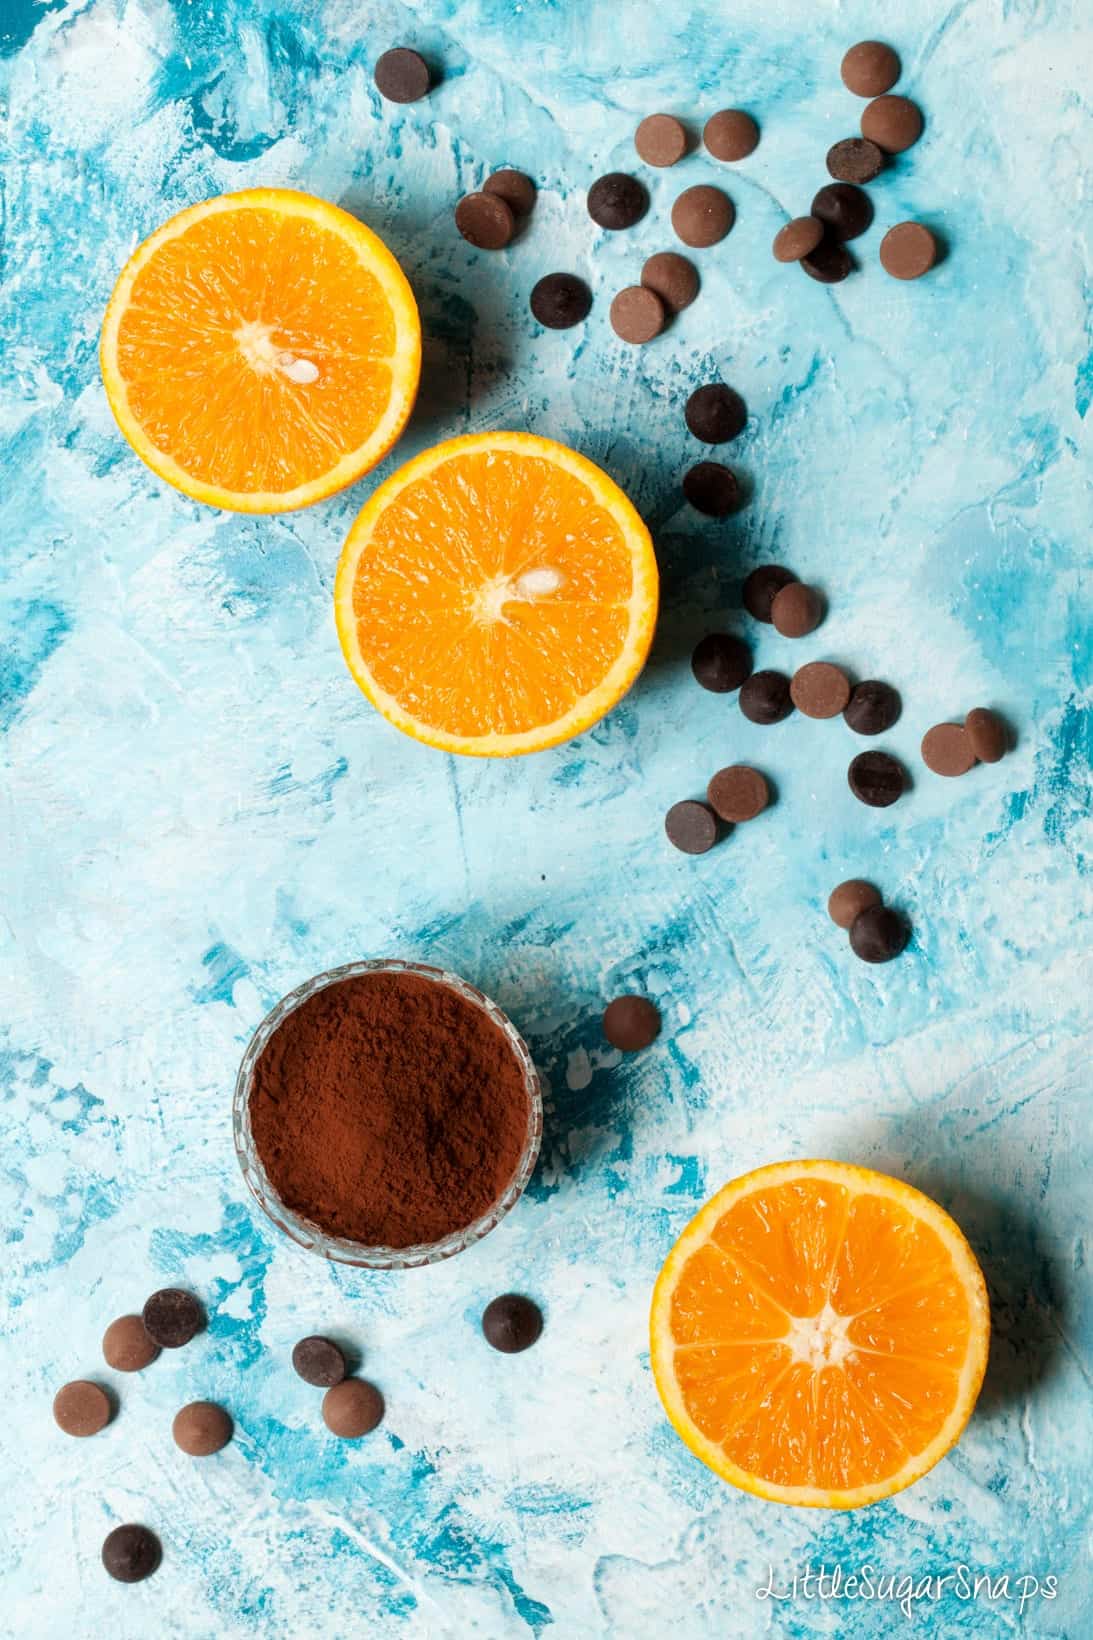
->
[610,285,666,344]
[142,1288,204,1349]
[530,273,591,329]
[773,217,823,263]
[848,750,905,807]
[802,240,853,283]
[791,661,851,719]
[102,1525,161,1584]
[482,1294,543,1353]
[707,765,769,822]
[826,138,885,184]
[635,113,688,167]
[861,95,924,154]
[173,1401,233,1457]
[691,632,751,693]
[740,670,793,725]
[771,581,823,637]
[850,904,909,963]
[921,722,976,776]
[880,222,938,280]
[103,1315,160,1372]
[672,185,734,247]
[665,799,719,853]
[603,995,661,1052]
[841,41,901,98]
[743,565,796,621]
[683,461,739,516]
[587,172,648,230]
[373,47,430,104]
[965,708,1007,763]
[53,1380,111,1437]
[828,879,882,929]
[685,384,746,443]
[641,251,699,312]
[323,1379,384,1437]
[703,109,759,161]
[455,192,514,250]
[844,680,901,736]
[811,183,873,242]
[292,1335,347,1387]
[483,169,536,216]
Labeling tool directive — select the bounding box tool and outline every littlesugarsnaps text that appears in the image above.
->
[756,1563,1059,1621]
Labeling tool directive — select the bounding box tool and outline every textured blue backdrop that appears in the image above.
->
[2,1,1091,1635]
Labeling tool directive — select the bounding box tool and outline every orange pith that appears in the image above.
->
[650,1161,990,1509]
[335,432,658,756]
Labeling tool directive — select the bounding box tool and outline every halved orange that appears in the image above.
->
[101,189,420,513]
[334,432,658,756]
[650,1160,990,1509]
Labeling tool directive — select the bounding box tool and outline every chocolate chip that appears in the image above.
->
[102,1524,161,1584]
[683,461,739,516]
[848,751,905,807]
[641,251,699,312]
[801,240,853,284]
[771,581,823,638]
[530,273,591,329]
[850,904,909,963]
[773,217,824,263]
[483,169,536,216]
[142,1288,204,1350]
[610,285,666,344]
[635,113,688,167]
[828,879,882,929]
[706,765,769,822]
[811,183,873,242]
[790,661,851,719]
[322,1379,384,1437]
[965,708,1007,763]
[292,1335,347,1388]
[690,633,752,693]
[685,384,746,444]
[482,1294,543,1353]
[173,1401,233,1457]
[455,191,514,250]
[603,995,661,1052]
[587,172,648,230]
[921,723,976,777]
[844,680,901,736]
[103,1315,159,1373]
[880,222,938,280]
[671,185,734,248]
[826,138,885,184]
[841,41,901,98]
[53,1380,111,1437]
[703,109,759,161]
[743,565,797,622]
[740,670,793,725]
[861,95,923,154]
[373,47,430,104]
[665,800,719,853]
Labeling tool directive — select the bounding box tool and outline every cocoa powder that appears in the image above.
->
[248,971,530,1248]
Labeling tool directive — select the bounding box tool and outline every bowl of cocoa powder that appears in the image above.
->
[233,960,543,1268]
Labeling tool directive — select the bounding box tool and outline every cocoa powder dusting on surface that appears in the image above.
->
[249,972,531,1247]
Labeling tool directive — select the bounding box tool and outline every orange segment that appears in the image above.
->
[335,433,658,756]
[101,189,421,512]
[650,1161,990,1509]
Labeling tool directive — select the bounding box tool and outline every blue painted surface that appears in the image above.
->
[1,1,1091,1635]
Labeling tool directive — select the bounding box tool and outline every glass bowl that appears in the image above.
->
[233,959,543,1269]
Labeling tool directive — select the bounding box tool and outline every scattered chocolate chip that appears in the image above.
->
[142,1288,204,1350]
[173,1401,233,1457]
[826,137,885,183]
[740,670,793,725]
[811,183,873,241]
[771,581,823,638]
[861,94,923,154]
[455,191,514,250]
[53,1380,111,1438]
[773,217,824,263]
[790,661,852,719]
[828,879,882,929]
[841,41,901,98]
[102,1524,161,1584]
[665,799,719,853]
[483,169,536,216]
[707,765,769,822]
[802,239,853,283]
[640,251,699,312]
[921,722,976,776]
[610,285,666,344]
[530,273,591,329]
[965,708,1007,763]
[743,565,797,622]
[848,750,905,807]
[703,109,759,161]
[691,632,752,693]
[635,113,688,167]
[880,221,938,280]
[103,1315,160,1373]
[482,1294,543,1353]
[850,904,909,962]
[671,185,734,248]
[603,995,661,1052]
[844,680,901,736]
[587,172,648,230]
[683,461,739,516]
[292,1335,347,1388]
[685,383,746,443]
[322,1379,384,1438]
[373,47,430,104]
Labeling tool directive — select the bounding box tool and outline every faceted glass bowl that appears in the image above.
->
[233,959,543,1269]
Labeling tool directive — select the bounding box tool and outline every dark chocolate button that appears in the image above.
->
[102,1524,161,1584]
[482,1294,543,1353]
[773,217,824,263]
[683,461,739,516]
[292,1335,347,1388]
[142,1288,204,1350]
[848,751,905,807]
[850,904,909,963]
[706,765,769,822]
[455,191,514,250]
[690,633,752,693]
[703,109,759,161]
[610,285,666,344]
[483,169,536,216]
[880,222,938,280]
[828,879,882,929]
[801,239,853,284]
[103,1315,159,1373]
[861,95,924,154]
[640,251,699,312]
[841,41,901,98]
[685,384,746,444]
[530,273,591,329]
[603,996,661,1052]
[743,565,797,622]
[373,47,430,104]
[811,183,873,242]
[665,800,719,853]
[53,1380,111,1437]
[921,723,976,776]
[771,581,823,638]
[844,680,901,736]
[739,670,793,725]
[587,172,648,230]
[965,708,1007,763]
[322,1379,384,1438]
[635,113,688,168]
[672,185,734,247]
[826,137,885,183]
[173,1401,233,1457]
[790,661,851,719]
